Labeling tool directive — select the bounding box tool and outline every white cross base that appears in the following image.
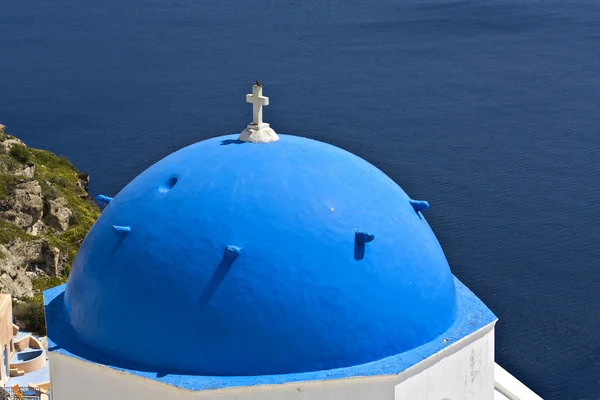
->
[239,84,279,143]
[239,122,278,143]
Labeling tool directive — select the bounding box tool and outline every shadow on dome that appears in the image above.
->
[45,290,182,377]
[220,139,246,146]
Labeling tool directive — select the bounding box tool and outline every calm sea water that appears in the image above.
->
[2,0,600,398]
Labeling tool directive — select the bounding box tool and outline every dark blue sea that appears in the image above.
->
[2,0,600,398]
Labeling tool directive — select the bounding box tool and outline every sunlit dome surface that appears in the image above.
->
[64,133,458,376]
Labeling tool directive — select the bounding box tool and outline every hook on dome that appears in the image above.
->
[112,225,131,236]
[355,231,375,244]
[197,245,241,307]
[96,195,113,210]
[354,230,375,261]
[409,199,430,219]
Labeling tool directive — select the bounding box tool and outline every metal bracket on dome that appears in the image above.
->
[112,225,131,236]
[409,199,430,219]
[197,245,241,307]
[354,230,375,261]
[96,194,113,210]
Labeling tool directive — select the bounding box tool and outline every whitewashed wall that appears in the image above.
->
[394,326,495,400]
[49,323,496,400]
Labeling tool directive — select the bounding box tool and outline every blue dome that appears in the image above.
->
[64,134,458,376]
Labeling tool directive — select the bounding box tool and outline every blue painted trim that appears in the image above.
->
[45,277,496,391]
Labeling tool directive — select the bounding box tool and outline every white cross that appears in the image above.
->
[246,84,269,125]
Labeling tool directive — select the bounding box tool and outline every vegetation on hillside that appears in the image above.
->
[1,132,99,335]
[30,148,99,266]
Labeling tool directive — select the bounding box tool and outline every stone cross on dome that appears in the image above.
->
[247,81,269,125]
[239,82,279,143]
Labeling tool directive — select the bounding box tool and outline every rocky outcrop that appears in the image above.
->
[1,181,44,233]
[0,239,63,297]
[77,172,90,192]
[15,162,35,179]
[0,124,99,299]
[0,130,25,155]
[45,197,72,232]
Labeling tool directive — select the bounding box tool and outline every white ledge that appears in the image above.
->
[494,363,543,400]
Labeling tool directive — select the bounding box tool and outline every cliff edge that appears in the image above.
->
[0,124,99,332]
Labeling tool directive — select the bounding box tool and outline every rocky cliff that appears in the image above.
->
[0,124,99,305]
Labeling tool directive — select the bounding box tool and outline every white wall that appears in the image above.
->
[394,327,495,400]
[49,323,496,400]
[0,295,13,385]
[494,363,543,400]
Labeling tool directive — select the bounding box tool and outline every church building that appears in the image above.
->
[43,84,542,400]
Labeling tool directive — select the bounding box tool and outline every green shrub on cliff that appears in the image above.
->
[0,173,19,201]
[0,219,35,244]
[31,149,98,233]
[13,275,69,335]
[9,143,30,164]
[13,293,46,336]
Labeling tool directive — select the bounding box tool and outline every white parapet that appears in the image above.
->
[494,363,543,400]
[49,322,543,400]
[394,323,496,400]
